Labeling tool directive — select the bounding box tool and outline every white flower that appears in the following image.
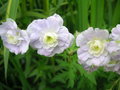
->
[105,24,120,74]
[104,51,120,74]
[27,14,74,57]
[0,19,30,54]
[76,27,110,71]
[107,24,120,53]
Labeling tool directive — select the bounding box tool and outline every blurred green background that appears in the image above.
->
[0,0,120,90]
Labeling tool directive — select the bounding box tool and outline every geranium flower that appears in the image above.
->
[76,27,110,71]
[105,24,120,74]
[0,19,30,54]
[27,14,74,57]
[107,24,120,53]
[104,51,120,74]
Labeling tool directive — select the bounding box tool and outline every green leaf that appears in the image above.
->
[0,82,12,90]
[91,0,104,28]
[11,59,31,90]
[3,48,9,79]
[77,0,89,31]
[43,0,50,15]
[84,72,96,85]
[67,68,75,88]
[107,0,112,27]
[112,0,120,26]
[4,0,19,79]
[75,64,96,85]
[6,0,19,19]
[24,11,47,18]
[118,80,120,90]
[0,3,7,16]
[51,71,67,83]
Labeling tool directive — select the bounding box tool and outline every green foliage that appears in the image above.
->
[112,0,120,26]
[0,0,120,90]
[4,0,19,79]
[77,0,89,31]
[91,0,104,28]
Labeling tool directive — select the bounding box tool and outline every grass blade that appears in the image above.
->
[107,0,112,27]
[3,48,9,79]
[43,0,50,15]
[25,11,47,18]
[77,0,89,31]
[91,0,104,28]
[11,59,31,90]
[112,0,120,26]
[4,0,19,79]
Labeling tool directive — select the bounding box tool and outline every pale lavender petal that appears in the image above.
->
[47,14,63,27]
[76,33,88,47]
[37,48,53,56]
[107,41,120,53]
[3,42,20,55]
[0,18,17,35]
[94,28,109,39]
[111,24,120,40]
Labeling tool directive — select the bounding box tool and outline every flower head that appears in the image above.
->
[0,19,30,54]
[27,14,74,57]
[107,24,120,53]
[105,24,120,74]
[76,27,110,71]
[104,51,120,74]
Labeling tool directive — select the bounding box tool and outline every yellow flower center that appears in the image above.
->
[43,32,57,45]
[6,34,19,44]
[88,39,105,57]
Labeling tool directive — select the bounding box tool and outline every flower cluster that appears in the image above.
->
[0,14,74,56]
[0,14,120,74]
[76,25,120,74]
